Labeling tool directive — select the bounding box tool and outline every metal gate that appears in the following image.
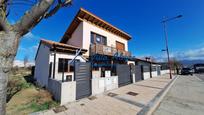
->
[75,62,91,100]
[157,66,161,76]
[135,65,143,82]
[117,64,131,87]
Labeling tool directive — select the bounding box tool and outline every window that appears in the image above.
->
[58,58,79,73]
[91,32,107,45]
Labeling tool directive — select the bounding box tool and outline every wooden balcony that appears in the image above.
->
[90,44,131,57]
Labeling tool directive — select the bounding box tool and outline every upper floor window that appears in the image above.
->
[91,32,107,45]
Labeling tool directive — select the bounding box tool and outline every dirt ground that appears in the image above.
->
[6,68,59,115]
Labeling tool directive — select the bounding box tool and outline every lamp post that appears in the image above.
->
[161,15,182,79]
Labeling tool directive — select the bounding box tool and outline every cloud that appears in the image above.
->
[13,60,35,67]
[22,32,40,40]
[154,47,204,61]
[175,47,204,60]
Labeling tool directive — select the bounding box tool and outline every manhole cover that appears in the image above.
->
[126,91,138,96]
[107,92,118,97]
[53,105,68,113]
[80,103,85,106]
[88,96,97,100]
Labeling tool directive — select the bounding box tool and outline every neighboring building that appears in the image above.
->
[194,63,204,73]
[34,8,168,105]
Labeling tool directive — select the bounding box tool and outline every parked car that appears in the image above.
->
[181,68,193,75]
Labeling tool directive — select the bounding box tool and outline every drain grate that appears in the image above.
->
[53,105,68,113]
[107,92,118,97]
[126,91,138,96]
[80,103,85,106]
[88,96,97,100]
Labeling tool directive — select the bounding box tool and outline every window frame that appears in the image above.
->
[58,58,80,73]
[91,32,107,45]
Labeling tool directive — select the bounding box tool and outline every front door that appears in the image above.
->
[75,62,91,100]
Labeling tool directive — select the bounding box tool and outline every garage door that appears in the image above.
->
[75,62,91,100]
[117,64,131,87]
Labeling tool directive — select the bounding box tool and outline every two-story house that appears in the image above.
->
[34,8,136,104]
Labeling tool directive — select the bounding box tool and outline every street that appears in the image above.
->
[153,74,204,115]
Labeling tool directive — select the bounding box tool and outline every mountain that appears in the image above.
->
[179,59,204,67]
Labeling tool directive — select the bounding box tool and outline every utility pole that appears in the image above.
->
[161,15,182,79]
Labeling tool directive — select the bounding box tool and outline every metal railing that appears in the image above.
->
[90,44,131,57]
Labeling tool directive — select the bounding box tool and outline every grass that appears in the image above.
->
[6,67,59,115]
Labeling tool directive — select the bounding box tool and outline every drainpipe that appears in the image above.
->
[53,49,56,79]
[62,58,65,82]
[150,62,152,78]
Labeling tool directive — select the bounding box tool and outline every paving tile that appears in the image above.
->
[36,75,172,115]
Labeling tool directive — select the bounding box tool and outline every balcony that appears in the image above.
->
[90,44,131,57]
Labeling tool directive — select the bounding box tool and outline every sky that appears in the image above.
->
[8,0,204,64]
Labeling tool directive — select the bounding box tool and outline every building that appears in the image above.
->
[34,8,168,105]
[194,63,204,73]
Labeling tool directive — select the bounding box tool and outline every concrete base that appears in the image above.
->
[132,74,136,83]
[61,81,76,105]
[92,76,118,95]
[143,72,151,80]
[48,79,76,105]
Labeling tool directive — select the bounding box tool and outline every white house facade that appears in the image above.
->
[34,8,169,105]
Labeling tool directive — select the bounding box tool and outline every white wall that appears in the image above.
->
[34,44,50,88]
[66,22,83,48]
[49,52,86,81]
[143,72,150,80]
[48,79,76,105]
[82,21,129,56]
[92,69,101,78]
[161,70,170,75]
[61,81,76,105]
[128,61,135,65]
[92,76,118,95]
[151,71,157,77]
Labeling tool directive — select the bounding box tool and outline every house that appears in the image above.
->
[34,8,168,105]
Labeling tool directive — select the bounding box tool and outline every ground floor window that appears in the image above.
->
[58,58,79,73]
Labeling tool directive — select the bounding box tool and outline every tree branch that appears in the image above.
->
[0,0,10,32]
[44,0,72,19]
[13,0,55,36]
[13,0,72,37]
[0,17,9,32]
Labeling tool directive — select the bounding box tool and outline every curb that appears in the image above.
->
[137,75,179,115]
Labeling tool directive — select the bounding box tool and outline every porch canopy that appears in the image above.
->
[39,39,87,54]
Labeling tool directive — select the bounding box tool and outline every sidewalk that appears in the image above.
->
[35,75,174,115]
[153,74,204,115]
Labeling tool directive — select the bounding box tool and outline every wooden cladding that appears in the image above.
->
[116,41,125,51]
[90,44,131,57]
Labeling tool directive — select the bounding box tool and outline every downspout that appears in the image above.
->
[53,46,56,79]
[62,58,65,82]
[150,62,152,78]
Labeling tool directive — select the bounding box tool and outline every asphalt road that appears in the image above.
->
[153,74,204,115]
[195,73,204,81]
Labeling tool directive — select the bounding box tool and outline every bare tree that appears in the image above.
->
[170,57,182,74]
[0,0,72,114]
[24,55,29,67]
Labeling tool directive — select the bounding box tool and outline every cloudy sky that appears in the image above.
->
[7,0,204,64]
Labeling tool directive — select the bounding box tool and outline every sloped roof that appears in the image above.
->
[41,39,87,52]
[60,8,132,43]
[35,39,87,60]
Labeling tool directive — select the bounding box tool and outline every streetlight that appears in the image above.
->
[161,15,183,79]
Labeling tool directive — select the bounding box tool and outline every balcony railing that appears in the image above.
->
[90,44,131,57]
